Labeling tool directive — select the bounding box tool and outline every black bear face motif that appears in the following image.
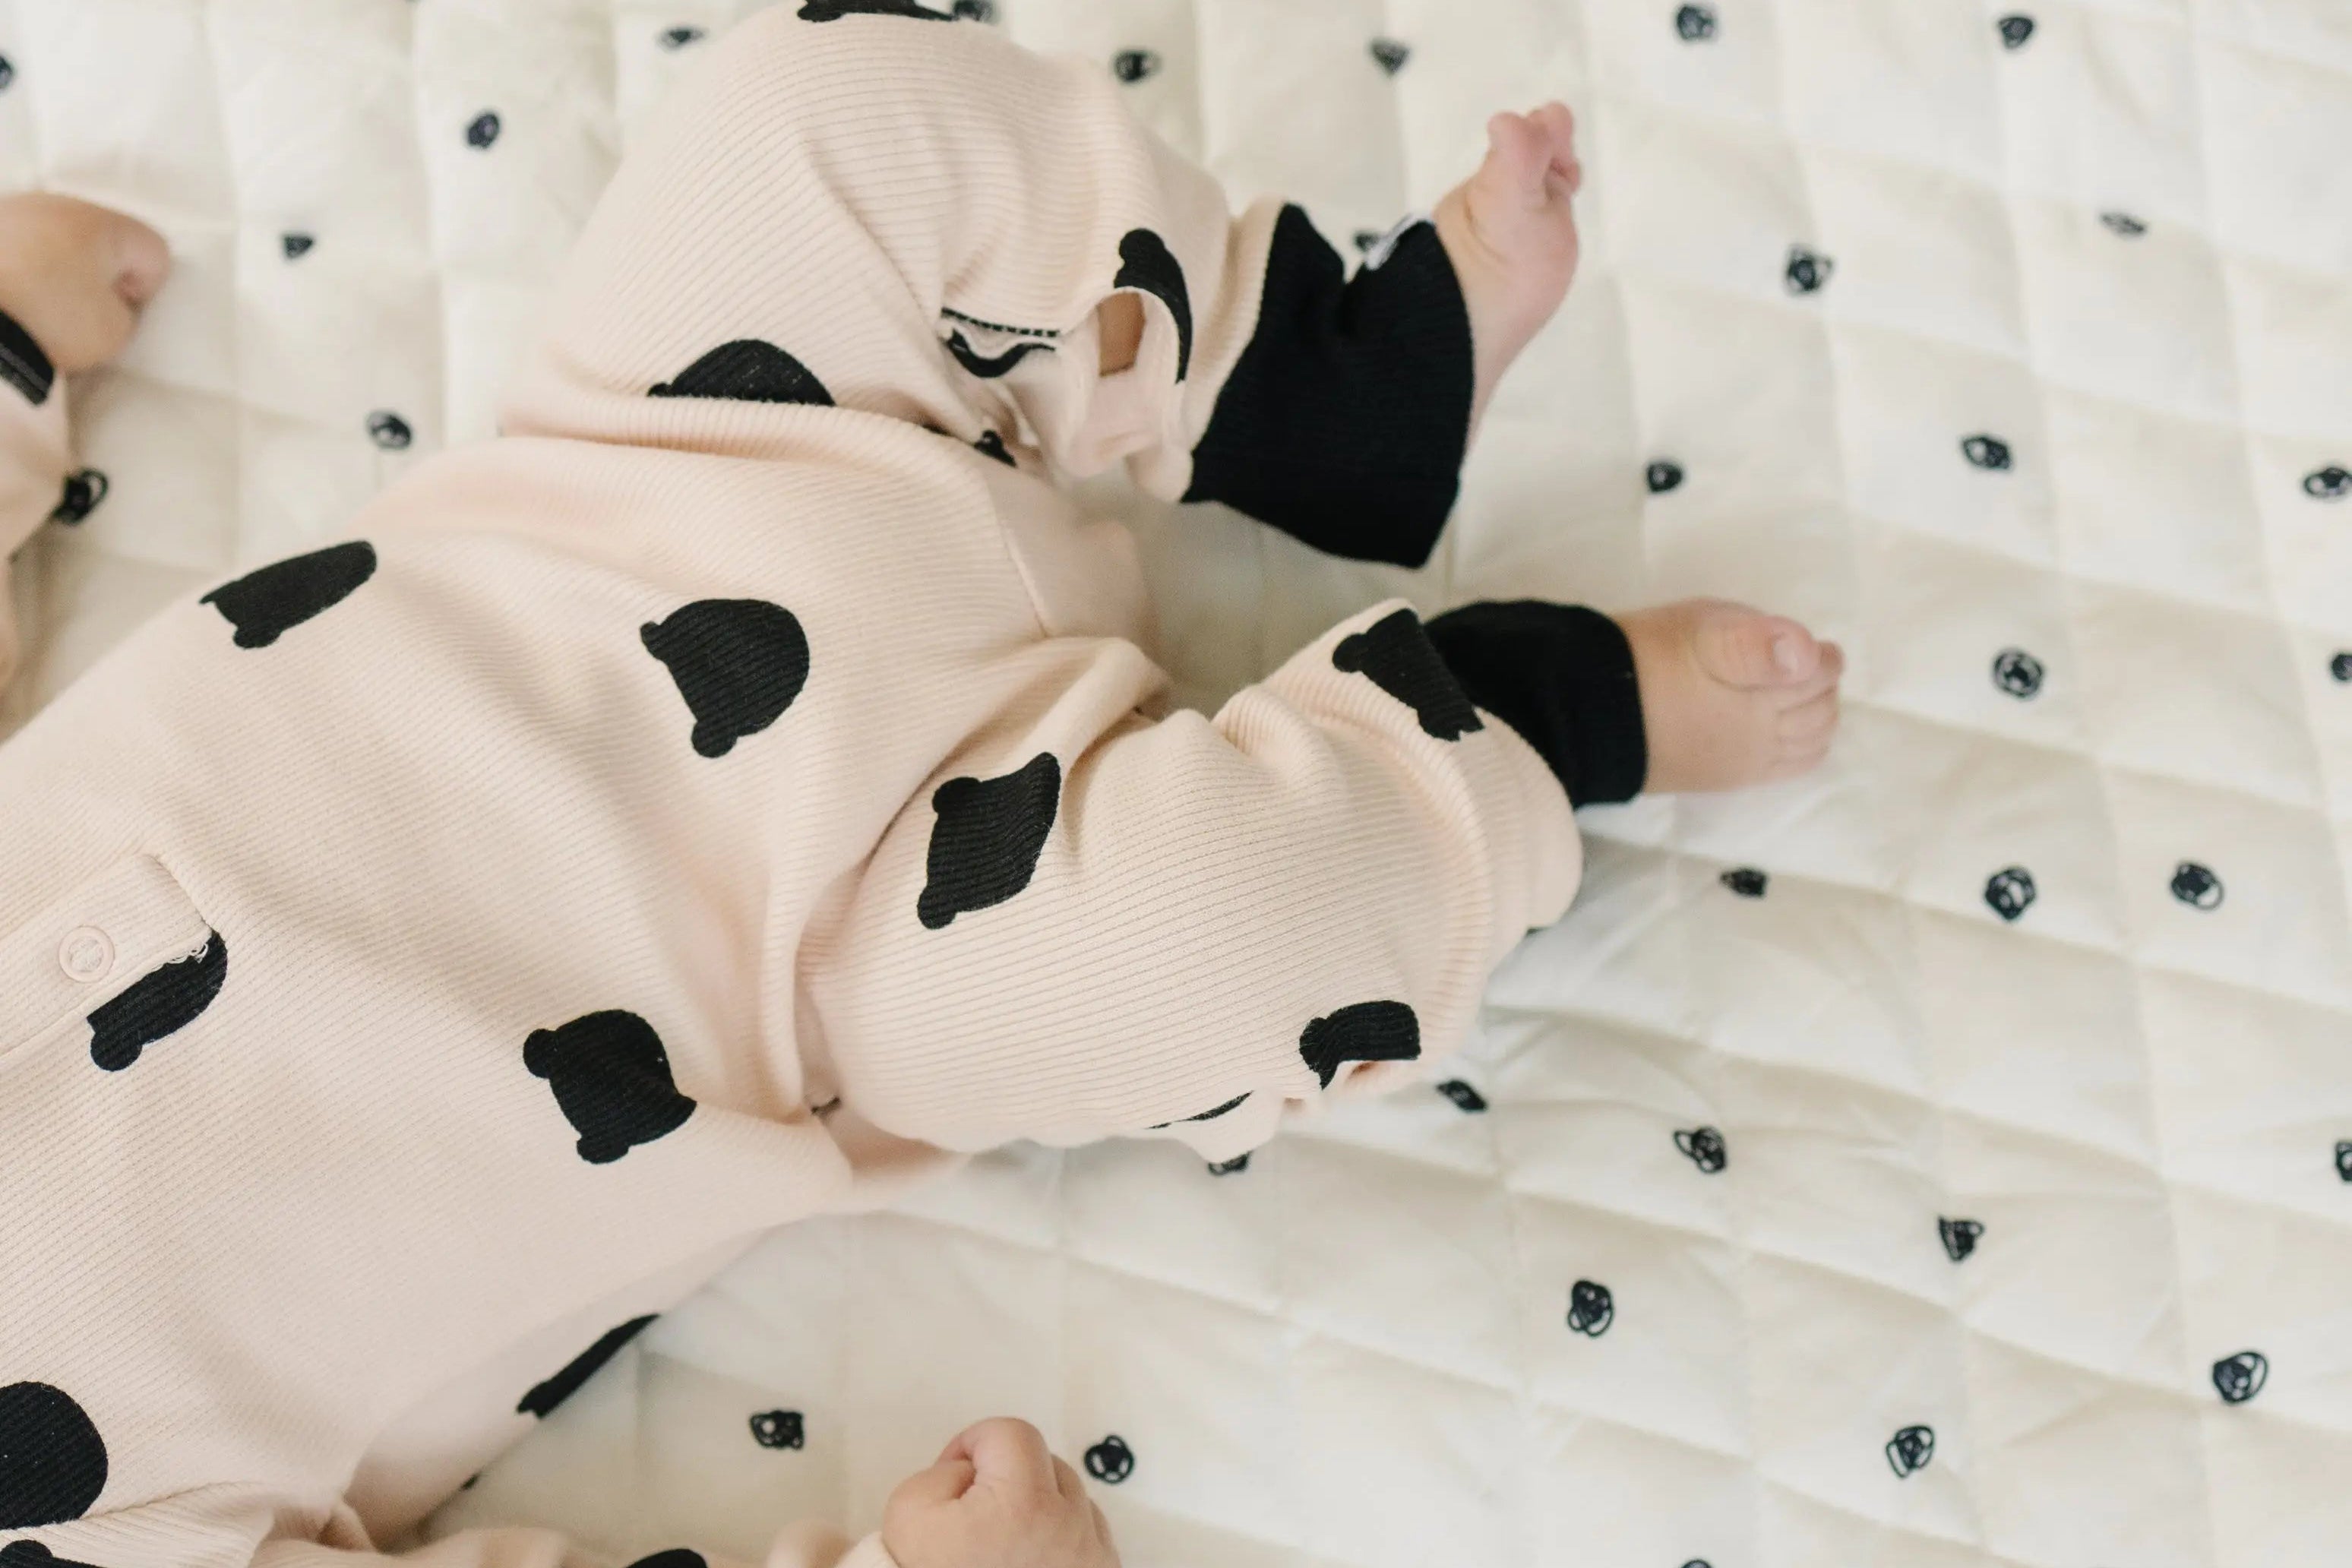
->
[624,1551,703,1568]
[466,111,501,150]
[2303,466,2348,501]
[518,1315,659,1417]
[2100,212,2147,237]
[1984,866,2037,922]
[2170,861,2223,910]
[1298,999,1421,1089]
[87,931,226,1073]
[1368,37,1410,74]
[1206,1152,1251,1176]
[1997,14,2034,48]
[749,1410,806,1449]
[2,1544,105,1568]
[524,1011,696,1165]
[0,1383,108,1528]
[1114,229,1192,381]
[202,540,378,650]
[1720,867,1767,898]
[944,330,1053,379]
[1645,460,1685,494]
[1332,609,1484,741]
[640,598,810,759]
[1674,5,1718,41]
[2335,1140,2352,1181]
[49,469,106,525]
[659,25,706,48]
[1991,647,2043,699]
[651,340,834,406]
[1083,1435,1135,1484]
[2211,1350,2268,1404]
[1939,1216,1984,1262]
[281,232,316,260]
[2331,652,2352,683]
[972,429,1016,466]
[1436,1079,1488,1113]
[1566,1279,1614,1337]
[1961,434,2012,470]
[1785,245,1834,295]
[917,751,1061,929]
[367,410,413,450]
[1885,1424,1935,1477]
[1113,49,1160,83]
[799,0,956,21]
[1674,1126,1727,1174]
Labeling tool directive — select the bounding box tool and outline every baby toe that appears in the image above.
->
[1695,603,1822,690]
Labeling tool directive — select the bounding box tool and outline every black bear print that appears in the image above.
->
[1984,865,2037,922]
[1991,647,2043,699]
[1112,49,1160,83]
[49,469,106,525]
[1674,5,1718,41]
[1885,1424,1935,1478]
[1939,1217,1984,1262]
[917,751,1061,929]
[87,931,227,1073]
[2331,652,2352,683]
[798,0,956,21]
[281,232,316,260]
[517,1315,659,1417]
[1332,609,1485,741]
[1645,460,1685,494]
[1784,245,1833,295]
[972,429,1016,466]
[1720,867,1767,897]
[1997,14,2034,49]
[1368,38,1411,74]
[1207,1152,1251,1176]
[0,1383,107,1528]
[944,329,1053,379]
[203,540,378,650]
[640,598,811,759]
[624,1552,703,1568]
[2170,861,2223,910]
[1566,1279,1614,1337]
[2100,212,2148,237]
[2303,466,2350,501]
[366,411,413,450]
[2211,1350,2268,1405]
[1084,1435,1136,1484]
[466,111,501,150]
[659,25,706,48]
[1674,1126,1727,1174]
[651,340,834,406]
[1298,999,1421,1088]
[1146,1093,1252,1129]
[524,1010,697,1165]
[749,1409,805,1449]
[1114,229,1192,381]
[2,1544,106,1568]
[2335,1140,2352,1181]
[1436,1079,1488,1113]
[1961,434,2012,471]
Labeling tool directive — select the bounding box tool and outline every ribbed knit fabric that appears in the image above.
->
[0,12,1582,1568]
[0,305,67,691]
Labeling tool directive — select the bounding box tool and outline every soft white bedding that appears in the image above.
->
[4,1,2350,1563]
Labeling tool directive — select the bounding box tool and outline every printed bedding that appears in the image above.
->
[3,0,2350,1563]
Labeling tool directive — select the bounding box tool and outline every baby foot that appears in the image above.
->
[1618,599,1844,793]
[0,194,170,374]
[1430,101,1582,442]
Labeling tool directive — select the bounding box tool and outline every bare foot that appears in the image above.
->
[0,194,170,374]
[1618,599,1844,793]
[1430,101,1582,444]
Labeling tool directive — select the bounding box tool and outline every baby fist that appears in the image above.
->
[880,1418,1118,1568]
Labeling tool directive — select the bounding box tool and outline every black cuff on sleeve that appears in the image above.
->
[1423,600,1648,808]
[0,306,55,408]
[1181,204,1473,570]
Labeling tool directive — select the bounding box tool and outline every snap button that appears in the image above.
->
[58,926,115,982]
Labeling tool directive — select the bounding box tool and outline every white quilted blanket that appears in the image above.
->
[5,1,2351,1564]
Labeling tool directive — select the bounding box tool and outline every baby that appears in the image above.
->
[0,11,1841,1568]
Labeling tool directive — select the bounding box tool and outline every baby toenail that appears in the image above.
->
[1772,635,1805,675]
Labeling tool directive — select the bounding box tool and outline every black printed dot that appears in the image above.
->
[1720,867,1767,898]
[1938,1216,1983,1262]
[1984,865,2037,922]
[748,1410,805,1449]
[918,751,1060,929]
[1645,460,1685,494]
[652,340,833,406]
[972,429,1016,466]
[641,598,810,759]
[2170,861,2223,911]
[2211,1350,2268,1405]
[1566,1279,1614,1337]
[0,1383,109,1528]
[658,25,706,48]
[2303,465,2350,500]
[1332,609,1484,741]
[1674,5,1717,41]
[524,1011,697,1165]
[49,469,107,525]
[1351,229,1384,253]
[1369,37,1410,74]
[87,931,227,1072]
[1112,48,1161,83]
[1083,1435,1135,1484]
[2334,1140,2351,1181]
[1784,245,1833,296]
[1885,1424,1935,1477]
[0,54,13,90]
[1996,14,2034,49]
[281,232,316,260]
[798,0,956,22]
[952,0,995,19]
[1298,1000,1421,1089]
[1435,1079,1488,1113]
[1114,227,1192,381]
[202,540,378,649]
[1961,434,2012,470]
[2331,652,2352,682]
[624,1551,703,1568]
[1680,1562,1713,1568]
[1991,647,2043,699]
[1207,1152,1251,1176]
[466,111,502,150]
[367,410,413,450]
[519,1316,659,1418]
[1674,1126,1727,1173]
[2099,211,2147,237]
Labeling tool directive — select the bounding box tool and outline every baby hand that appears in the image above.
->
[880,1418,1119,1568]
